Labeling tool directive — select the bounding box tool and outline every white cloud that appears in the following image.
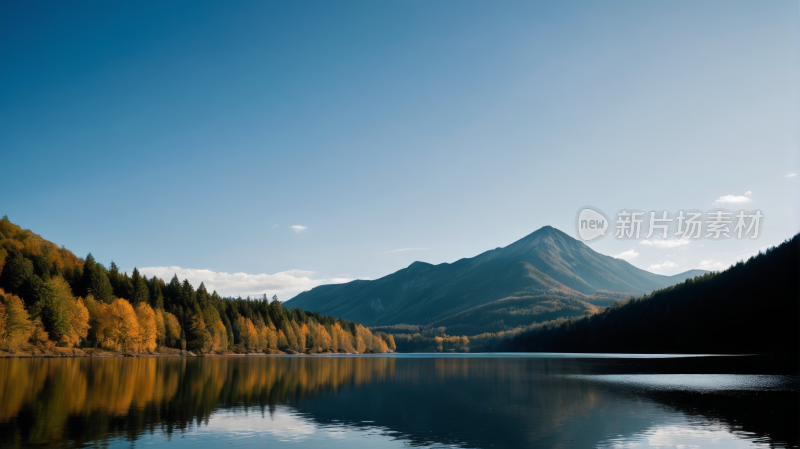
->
[648,261,678,272]
[713,195,751,205]
[290,225,307,232]
[744,191,752,196]
[639,239,690,248]
[138,266,354,300]
[615,249,639,260]
[787,173,796,178]
[698,260,729,271]
[381,248,429,254]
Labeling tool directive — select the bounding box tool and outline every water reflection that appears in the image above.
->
[0,355,796,448]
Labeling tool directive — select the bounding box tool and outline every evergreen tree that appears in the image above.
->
[151,279,165,311]
[166,275,182,309]
[131,268,149,305]
[87,262,115,304]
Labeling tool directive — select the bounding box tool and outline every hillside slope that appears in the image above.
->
[497,234,800,357]
[288,226,708,326]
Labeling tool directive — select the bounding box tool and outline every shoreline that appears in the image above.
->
[0,350,387,358]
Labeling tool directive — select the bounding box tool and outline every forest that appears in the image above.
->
[0,217,395,355]
[493,234,799,358]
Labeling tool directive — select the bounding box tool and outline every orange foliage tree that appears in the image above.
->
[135,303,158,353]
[96,299,140,352]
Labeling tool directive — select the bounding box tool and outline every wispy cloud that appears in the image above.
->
[381,248,430,254]
[787,173,797,178]
[639,239,690,249]
[290,225,307,232]
[698,260,729,271]
[713,195,751,205]
[744,191,752,196]
[615,249,639,260]
[648,261,678,272]
[138,266,354,300]
[272,224,277,229]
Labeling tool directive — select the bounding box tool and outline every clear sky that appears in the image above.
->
[2,0,798,299]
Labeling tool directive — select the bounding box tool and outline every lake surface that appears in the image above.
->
[0,354,797,448]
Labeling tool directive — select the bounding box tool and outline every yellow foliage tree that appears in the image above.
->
[352,324,368,353]
[135,303,157,353]
[277,329,288,350]
[64,298,90,348]
[332,323,356,353]
[265,326,277,350]
[311,323,332,352]
[291,321,305,352]
[96,299,140,352]
[238,316,258,352]
[298,323,309,352]
[163,311,181,348]
[0,289,33,352]
[29,318,51,350]
[154,310,166,347]
[212,319,228,351]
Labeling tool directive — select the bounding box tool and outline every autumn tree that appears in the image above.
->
[65,298,90,348]
[154,309,166,347]
[163,311,181,348]
[238,316,259,352]
[0,289,33,352]
[135,302,158,353]
[96,298,140,352]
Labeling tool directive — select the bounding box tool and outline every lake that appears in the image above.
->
[0,354,797,448]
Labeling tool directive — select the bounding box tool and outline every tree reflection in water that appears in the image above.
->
[0,355,796,448]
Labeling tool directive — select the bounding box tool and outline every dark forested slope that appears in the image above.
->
[496,234,800,357]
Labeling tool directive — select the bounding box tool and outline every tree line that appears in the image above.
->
[0,356,396,447]
[0,217,395,355]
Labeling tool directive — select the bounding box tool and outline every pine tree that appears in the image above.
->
[84,259,114,304]
[151,280,165,311]
[131,268,149,305]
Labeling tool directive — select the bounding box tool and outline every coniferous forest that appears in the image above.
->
[494,234,799,359]
[0,217,395,355]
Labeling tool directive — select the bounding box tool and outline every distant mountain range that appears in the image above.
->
[287,226,708,328]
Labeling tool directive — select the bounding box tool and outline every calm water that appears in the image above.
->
[0,354,797,448]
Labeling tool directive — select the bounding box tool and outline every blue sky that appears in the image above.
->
[1,1,798,299]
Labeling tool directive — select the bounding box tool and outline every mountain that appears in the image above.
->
[287,226,708,327]
[497,234,800,360]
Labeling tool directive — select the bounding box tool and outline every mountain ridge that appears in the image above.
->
[287,226,709,327]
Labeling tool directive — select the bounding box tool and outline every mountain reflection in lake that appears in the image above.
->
[0,354,796,448]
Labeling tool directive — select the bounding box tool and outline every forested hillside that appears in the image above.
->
[0,217,394,355]
[494,234,800,358]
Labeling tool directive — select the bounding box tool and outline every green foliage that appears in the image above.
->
[36,277,73,340]
[187,313,213,354]
[81,254,115,303]
[131,268,149,305]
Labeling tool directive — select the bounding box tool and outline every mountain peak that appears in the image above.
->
[288,224,695,326]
